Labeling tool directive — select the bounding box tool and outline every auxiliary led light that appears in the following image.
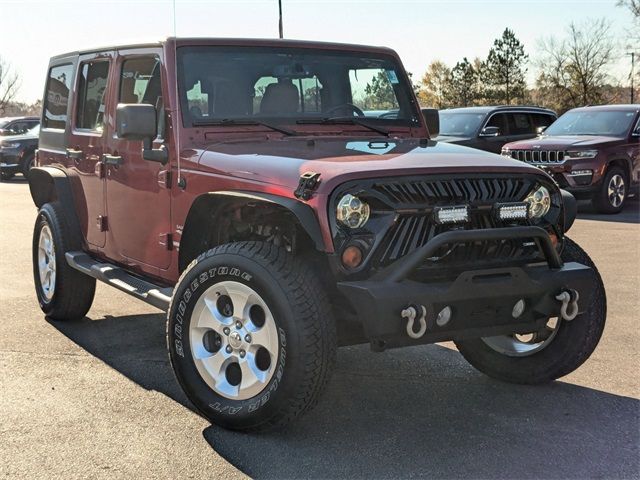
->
[433,205,469,225]
[496,203,529,221]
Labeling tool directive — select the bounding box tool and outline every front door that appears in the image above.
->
[103,51,172,272]
[68,53,113,248]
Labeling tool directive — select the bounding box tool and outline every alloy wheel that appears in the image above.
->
[37,224,56,301]
[607,174,625,208]
[481,317,560,357]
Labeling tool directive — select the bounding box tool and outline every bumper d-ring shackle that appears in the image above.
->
[401,305,428,339]
[556,289,580,321]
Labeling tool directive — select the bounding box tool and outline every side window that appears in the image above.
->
[120,57,161,106]
[509,113,533,135]
[43,64,74,130]
[486,113,508,135]
[532,113,555,129]
[76,61,110,131]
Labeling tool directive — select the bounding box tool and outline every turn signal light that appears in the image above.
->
[342,245,363,269]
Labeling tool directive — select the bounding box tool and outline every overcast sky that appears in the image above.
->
[0,0,635,103]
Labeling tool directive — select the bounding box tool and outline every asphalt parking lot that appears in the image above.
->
[1,177,638,479]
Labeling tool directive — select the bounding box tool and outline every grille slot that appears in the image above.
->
[510,149,565,163]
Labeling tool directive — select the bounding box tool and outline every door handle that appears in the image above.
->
[66,148,83,160]
[102,153,123,166]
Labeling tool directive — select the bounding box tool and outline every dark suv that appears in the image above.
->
[0,116,40,136]
[0,124,39,180]
[28,38,605,432]
[503,105,640,213]
[435,106,557,154]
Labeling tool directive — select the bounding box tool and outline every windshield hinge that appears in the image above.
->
[294,172,321,200]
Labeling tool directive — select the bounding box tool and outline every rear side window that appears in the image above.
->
[43,64,74,130]
[532,113,555,129]
[508,113,533,135]
[76,61,110,131]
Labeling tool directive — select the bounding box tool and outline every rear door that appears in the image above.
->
[68,52,113,248]
[103,50,172,272]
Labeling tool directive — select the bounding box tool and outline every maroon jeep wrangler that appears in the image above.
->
[29,38,605,431]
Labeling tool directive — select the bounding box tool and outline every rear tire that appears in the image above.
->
[32,202,96,320]
[593,166,627,214]
[167,241,336,431]
[22,153,35,176]
[454,238,606,384]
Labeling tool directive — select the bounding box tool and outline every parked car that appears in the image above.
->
[0,116,40,136]
[0,124,39,180]
[28,38,605,432]
[435,106,557,153]
[502,104,640,213]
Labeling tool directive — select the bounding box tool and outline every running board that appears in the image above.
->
[65,251,173,311]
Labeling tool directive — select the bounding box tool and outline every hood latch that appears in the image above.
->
[294,171,321,200]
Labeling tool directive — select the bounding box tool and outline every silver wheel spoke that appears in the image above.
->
[37,225,56,301]
[198,296,232,333]
[482,317,561,357]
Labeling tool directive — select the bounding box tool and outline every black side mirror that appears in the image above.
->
[116,103,168,164]
[421,108,439,137]
[632,125,640,137]
[480,126,501,137]
[536,126,547,135]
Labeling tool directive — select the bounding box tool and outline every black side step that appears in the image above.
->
[65,252,173,311]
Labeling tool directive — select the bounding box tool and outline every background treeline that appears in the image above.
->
[417,4,639,114]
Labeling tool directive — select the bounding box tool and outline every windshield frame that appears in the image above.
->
[175,45,422,131]
[544,109,637,137]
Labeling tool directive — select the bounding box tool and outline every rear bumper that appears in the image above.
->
[337,226,596,349]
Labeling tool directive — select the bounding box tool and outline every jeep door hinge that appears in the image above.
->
[97,215,108,232]
[294,171,321,200]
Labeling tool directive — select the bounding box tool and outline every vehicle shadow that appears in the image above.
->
[576,198,639,224]
[50,313,639,479]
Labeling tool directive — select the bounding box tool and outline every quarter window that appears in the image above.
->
[76,61,110,131]
[43,64,74,130]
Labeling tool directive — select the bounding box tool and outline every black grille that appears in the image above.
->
[372,176,541,270]
[510,149,565,163]
[372,177,533,206]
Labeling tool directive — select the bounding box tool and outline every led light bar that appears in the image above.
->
[433,205,470,224]
[495,202,529,221]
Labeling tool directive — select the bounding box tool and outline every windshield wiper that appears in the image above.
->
[192,118,298,136]
[297,116,390,137]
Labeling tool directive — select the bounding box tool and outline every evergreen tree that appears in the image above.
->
[484,28,528,104]
[449,58,478,107]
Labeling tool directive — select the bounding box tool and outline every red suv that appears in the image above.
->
[502,105,640,213]
[28,38,605,431]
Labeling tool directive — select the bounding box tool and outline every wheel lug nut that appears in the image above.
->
[235,321,242,329]
[239,350,246,358]
[245,334,251,343]
[226,345,232,354]
[223,327,230,335]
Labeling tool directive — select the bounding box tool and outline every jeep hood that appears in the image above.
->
[505,135,622,150]
[197,137,545,193]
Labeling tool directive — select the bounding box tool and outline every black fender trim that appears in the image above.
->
[28,166,83,250]
[561,189,577,233]
[194,190,325,251]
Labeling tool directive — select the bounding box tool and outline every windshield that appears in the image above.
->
[545,110,636,137]
[177,46,419,128]
[0,119,11,128]
[438,112,486,136]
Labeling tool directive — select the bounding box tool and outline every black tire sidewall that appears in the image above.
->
[32,205,63,312]
[168,251,307,429]
[22,154,35,176]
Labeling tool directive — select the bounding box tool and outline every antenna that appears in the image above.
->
[172,0,183,187]
[278,0,283,39]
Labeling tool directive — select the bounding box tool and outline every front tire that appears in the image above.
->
[32,202,96,320]
[455,238,606,384]
[167,241,336,431]
[593,166,627,214]
[22,153,35,176]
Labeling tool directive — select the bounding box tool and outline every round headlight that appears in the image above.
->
[525,186,551,218]
[336,194,370,229]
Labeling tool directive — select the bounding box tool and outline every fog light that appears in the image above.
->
[569,169,593,176]
[436,306,452,326]
[496,203,528,221]
[433,206,469,225]
[512,299,526,318]
[342,245,363,269]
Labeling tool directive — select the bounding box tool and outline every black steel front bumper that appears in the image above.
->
[337,226,596,349]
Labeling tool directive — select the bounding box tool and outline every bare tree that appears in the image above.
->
[536,19,616,111]
[0,56,21,115]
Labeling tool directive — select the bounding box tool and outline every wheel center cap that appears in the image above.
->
[228,331,242,349]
